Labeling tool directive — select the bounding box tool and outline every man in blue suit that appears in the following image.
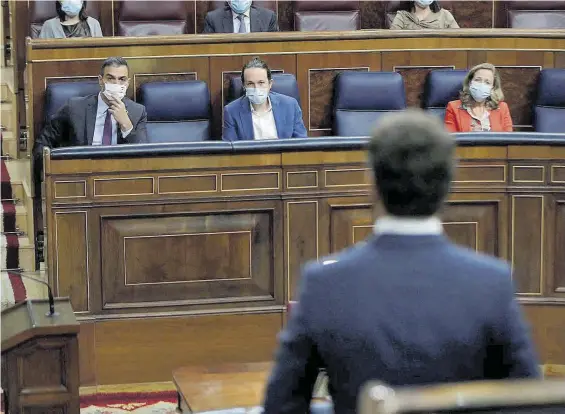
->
[222,57,307,141]
[263,110,540,413]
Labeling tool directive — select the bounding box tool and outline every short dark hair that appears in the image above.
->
[100,57,129,77]
[368,110,455,217]
[397,1,442,13]
[56,1,89,21]
[241,57,272,84]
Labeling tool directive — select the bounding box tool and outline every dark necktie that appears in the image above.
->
[237,14,247,33]
[102,110,112,145]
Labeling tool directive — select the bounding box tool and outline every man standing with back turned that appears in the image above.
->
[263,110,540,413]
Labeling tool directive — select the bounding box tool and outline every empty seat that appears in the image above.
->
[293,0,360,31]
[115,1,193,36]
[423,69,467,119]
[138,80,211,142]
[44,81,100,122]
[534,69,565,133]
[496,1,565,28]
[333,72,406,136]
[228,73,301,104]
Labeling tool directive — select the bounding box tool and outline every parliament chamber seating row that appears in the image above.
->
[42,68,565,142]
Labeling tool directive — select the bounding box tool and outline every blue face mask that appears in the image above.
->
[230,0,252,15]
[61,0,83,17]
[415,0,434,8]
[246,87,269,105]
[469,81,492,102]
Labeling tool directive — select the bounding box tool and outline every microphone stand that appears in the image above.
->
[4,269,57,317]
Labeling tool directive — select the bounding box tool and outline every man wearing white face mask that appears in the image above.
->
[203,0,278,33]
[34,57,148,177]
[390,0,459,30]
[222,57,307,141]
[39,1,103,38]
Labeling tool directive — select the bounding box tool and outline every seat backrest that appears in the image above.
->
[423,69,467,119]
[358,379,565,414]
[228,73,301,104]
[29,1,102,38]
[138,80,212,142]
[497,1,565,28]
[44,81,101,122]
[294,0,360,31]
[333,71,406,137]
[534,69,565,133]
[115,1,192,36]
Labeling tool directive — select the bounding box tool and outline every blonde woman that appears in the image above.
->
[445,63,513,132]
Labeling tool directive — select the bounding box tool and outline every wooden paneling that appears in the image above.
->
[100,208,278,309]
[94,313,282,384]
[286,200,318,300]
[450,1,493,28]
[53,212,88,313]
[78,322,96,386]
[555,198,565,294]
[43,142,565,385]
[512,195,544,295]
[523,305,565,365]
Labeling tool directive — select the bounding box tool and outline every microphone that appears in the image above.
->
[5,269,57,317]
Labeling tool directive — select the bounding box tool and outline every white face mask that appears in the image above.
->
[103,82,127,101]
[245,87,269,105]
[469,81,492,102]
[415,0,434,8]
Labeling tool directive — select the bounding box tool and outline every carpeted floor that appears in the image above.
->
[0,131,27,309]
[80,391,179,413]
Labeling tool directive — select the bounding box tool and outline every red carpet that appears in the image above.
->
[1,131,27,308]
[80,391,178,413]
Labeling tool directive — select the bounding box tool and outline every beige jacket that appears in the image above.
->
[390,9,459,30]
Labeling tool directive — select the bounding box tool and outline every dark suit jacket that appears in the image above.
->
[33,94,148,177]
[263,234,540,414]
[222,92,307,141]
[203,5,278,33]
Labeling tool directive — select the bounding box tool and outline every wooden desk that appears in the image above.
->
[25,29,565,148]
[42,135,565,386]
[173,363,272,413]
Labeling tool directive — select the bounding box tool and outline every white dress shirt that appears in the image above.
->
[92,93,132,146]
[232,9,251,33]
[251,97,278,140]
[373,215,443,236]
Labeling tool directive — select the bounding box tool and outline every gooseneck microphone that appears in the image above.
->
[5,269,57,316]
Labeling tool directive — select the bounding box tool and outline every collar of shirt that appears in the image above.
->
[232,9,251,20]
[250,96,272,115]
[97,93,109,113]
[373,215,443,236]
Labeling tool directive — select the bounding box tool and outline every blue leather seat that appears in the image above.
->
[44,80,100,122]
[138,80,211,142]
[534,69,565,133]
[333,71,406,136]
[228,73,301,105]
[423,69,467,119]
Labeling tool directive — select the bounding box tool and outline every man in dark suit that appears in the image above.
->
[33,56,148,175]
[203,0,278,33]
[263,110,540,413]
[222,57,307,141]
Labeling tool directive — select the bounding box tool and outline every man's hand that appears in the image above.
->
[107,95,133,132]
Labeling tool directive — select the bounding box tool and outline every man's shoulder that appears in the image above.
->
[302,241,370,279]
[270,92,299,107]
[252,5,276,17]
[448,242,511,276]
[225,96,246,111]
[206,7,229,20]
[123,97,145,112]
[66,94,97,111]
